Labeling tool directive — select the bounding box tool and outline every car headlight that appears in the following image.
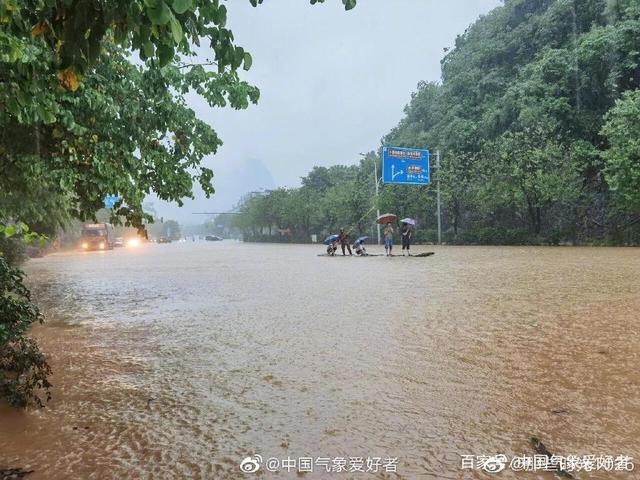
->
[99,242,105,249]
[82,242,88,249]
[127,238,141,247]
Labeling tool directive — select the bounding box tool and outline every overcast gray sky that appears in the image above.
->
[152,0,502,224]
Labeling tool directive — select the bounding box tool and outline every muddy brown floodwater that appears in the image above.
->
[1,243,639,479]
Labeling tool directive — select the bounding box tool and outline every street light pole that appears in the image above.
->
[361,152,382,245]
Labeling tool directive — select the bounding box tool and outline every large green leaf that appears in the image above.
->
[243,51,252,71]
[216,4,227,27]
[147,0,172,25]
[171,0,193,15]
[169,15,183,43]
[343,0,357,10]
[157,43,174,65]
[5,225,17,237]
[143,41,154,58]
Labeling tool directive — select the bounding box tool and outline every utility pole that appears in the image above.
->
[361,152,381,245]
[436,150,442,245]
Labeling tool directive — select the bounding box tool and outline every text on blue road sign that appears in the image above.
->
[382,146,430,185]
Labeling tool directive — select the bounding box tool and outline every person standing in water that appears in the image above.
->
[338,228,352,256]
[401,222,412,256]
[384,223,394,256]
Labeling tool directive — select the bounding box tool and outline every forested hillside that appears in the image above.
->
[233,0,640,244]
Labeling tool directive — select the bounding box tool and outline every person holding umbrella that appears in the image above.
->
[384,222,394,256]
[401,223,412,255]
[324,234,339,256]
[400,218,416,256]
[353,236,368,256]
[376,213,398,256]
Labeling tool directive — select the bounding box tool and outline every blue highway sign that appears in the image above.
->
[382,146,430,185]
[103,195,120,209]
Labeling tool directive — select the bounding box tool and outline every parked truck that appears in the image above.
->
[80,223,115,251]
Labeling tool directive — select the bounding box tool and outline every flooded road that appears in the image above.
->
[1,243,639,479]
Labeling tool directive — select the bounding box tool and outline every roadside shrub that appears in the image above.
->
[0,236,28,266]
[0,256,51,407]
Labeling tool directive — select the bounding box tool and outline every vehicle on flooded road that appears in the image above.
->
[126,237,142,248]
[79,223,115,251]
[205,235,222,241]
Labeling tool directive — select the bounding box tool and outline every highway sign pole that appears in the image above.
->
[436,150,442,245]
[374,160,381,245]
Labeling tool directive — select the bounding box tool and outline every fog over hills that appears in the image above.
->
[148,157,276,223]
[150,0,501,225]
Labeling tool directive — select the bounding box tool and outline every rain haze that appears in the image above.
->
[152,0,502,224]
[6,2,640,478]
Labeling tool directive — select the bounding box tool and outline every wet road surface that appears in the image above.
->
[1,243,639,479]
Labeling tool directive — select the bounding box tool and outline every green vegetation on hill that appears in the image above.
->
[233,0,640,245]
